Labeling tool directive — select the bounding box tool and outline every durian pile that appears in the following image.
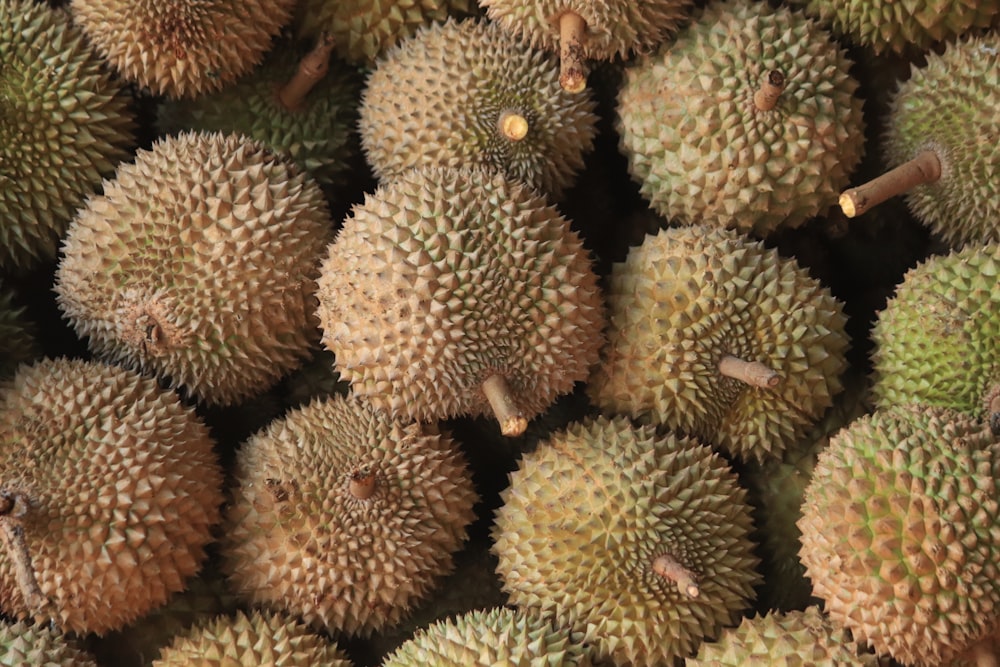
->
[1,0,998,665]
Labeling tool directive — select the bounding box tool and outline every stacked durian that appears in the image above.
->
[4,0,1000,664]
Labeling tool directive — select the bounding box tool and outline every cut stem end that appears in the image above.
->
[498,110,529,141]
[482,373,527,437]
[557,11,588,94]
[839,150,942,218]
[718,355,780,389]
[348,467,377,500]
[753,69,786,111]
[278,33,336,111]
[653,554,700,598]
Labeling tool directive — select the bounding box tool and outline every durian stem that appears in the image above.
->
[839,150,941,218]
[277,33,336,112]
[753,70,786,111]
[348,466,377,500]
[970,638,998,667]
[482,373,528,437]
[652,554,700,598]
[0,490,48,613]
[718,355,780,389]
[557,11,588,94]
[497,109,529,141]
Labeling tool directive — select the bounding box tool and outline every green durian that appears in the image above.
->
[1,619,97,666]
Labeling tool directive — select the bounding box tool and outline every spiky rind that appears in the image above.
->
[157,41,363,187]
[69,0,296,98]
[687,606,880,666]
[872,243,999,421]
[479,0,693,61]
[0,0,134,270]
[382,607,595,666]
[493,416,761,667]
[151,609,354,666]
[0,285,40,380]
[0,358,223,635]
[222,394,478,637]
[588,225,849,462]
[315,167,605,428]
[616,0,864,236]
[798,405,1000,667]
[359,19,598,198]
[0,619,97,666]
[55,131,334,407]
[800,0,1000,54]
[295,0,474,64]
[883,34,1000,247]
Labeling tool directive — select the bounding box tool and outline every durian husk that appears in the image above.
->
[0,284,40,380]
[221,393,478,637]
[358,19,598,199]
[493,416,761,667]
[798,405,1000,667]
[588,225,850,462]
[0,0,134,270]
[69,0,297,99]
[616,0,865,236]
[871,243,1000,422]
[150,609,354,666]
[54,131,334,407]
[0,618,98,666]
[0,358,224,635]
[315,167,605,432]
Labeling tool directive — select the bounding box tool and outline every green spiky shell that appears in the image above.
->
[479,0,694,61]
[69,0,296,99]
[221,393,478,637]
[587,225,849,462]
[315,167,605,430]
[882,34,1000,247]
[686,606,880,666]
[382,607,596,666]
[157,41,363,187]
[493,416,760,667]
[295,0,474,64]
[798,0,1000,54]
[0,284,40,380]
[616,0,865,236]
[872,243,999,421]
[55,131,334,407]
[359,19,598,198]
[151,610,354,666]
[797,405,1000,667]
[0,358,223,635]
[1,619,97,666]
[0,0,134,270]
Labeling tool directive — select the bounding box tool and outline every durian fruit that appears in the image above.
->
[221,393,478,637]
[158,37,363,188]
[315,167,605,437]
[295,0,474,65]
[587,225,850,462]
[381,607,596,666]
[1,619,97,666]
[493,416,761,667]
[151,609,354,666]
[796,0,1000,55]
[839,33,1000,248]
[616,0,865,237]
[686,605,880,666]
[0,0,134,270]
[69,0,296,99]
[0,357,224,635]
[55,131,334,407]
[797,405,1000,667]
[479,0,694,93]
[358,19,598,199]
[0,283,40,380]
[871,243,999,430]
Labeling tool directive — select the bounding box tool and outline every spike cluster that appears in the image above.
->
[616,0,865,236]
[69,0,296,98]
[493,416,760,666]
[0,358,223,635]
[359,19,598,198]
[55,131,334,407]
[0,284,39,379]
[221,394,478,637]
[0,619,98,666]
[0,0,134,270]
[588,225,849,462]
[798,405,1000,667]
[315,167,605,433]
